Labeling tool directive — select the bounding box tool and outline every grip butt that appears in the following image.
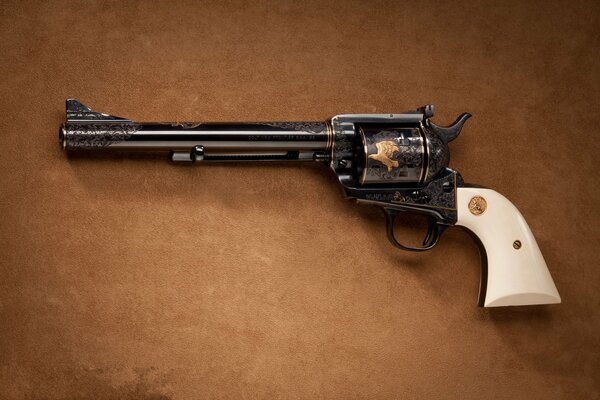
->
[456,187,561,307]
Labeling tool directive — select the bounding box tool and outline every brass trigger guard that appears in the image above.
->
[384,208,448,252]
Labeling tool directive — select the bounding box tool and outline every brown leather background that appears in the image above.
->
[1,1,599,399]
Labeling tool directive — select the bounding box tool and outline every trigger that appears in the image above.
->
[423,218,436,246]
[383,208,446,252]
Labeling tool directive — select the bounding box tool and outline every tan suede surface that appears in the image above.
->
[1,1,599,399]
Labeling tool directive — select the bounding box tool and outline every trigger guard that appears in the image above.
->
[384,208,447,252]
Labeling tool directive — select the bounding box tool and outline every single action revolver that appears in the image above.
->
[60,99,561,307]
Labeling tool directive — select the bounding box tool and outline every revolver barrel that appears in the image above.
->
[60,99,332,163]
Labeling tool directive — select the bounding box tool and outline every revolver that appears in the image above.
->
[60,99,561,307]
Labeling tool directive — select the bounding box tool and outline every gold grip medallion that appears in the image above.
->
[468,196,487,215]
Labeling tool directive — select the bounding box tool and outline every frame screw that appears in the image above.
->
[513,240,522,250]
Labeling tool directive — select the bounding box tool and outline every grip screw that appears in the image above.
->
[513,240,522,250]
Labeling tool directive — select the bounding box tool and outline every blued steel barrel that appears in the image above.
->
[61,120,332,162]
[60,98,333,162]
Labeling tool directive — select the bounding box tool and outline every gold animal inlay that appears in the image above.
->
[368,141,400,172]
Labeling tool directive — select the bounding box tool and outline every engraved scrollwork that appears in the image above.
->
[423,126,450,181]
[66,99,130,122]
[393,191,407,202]
[331,119,354,164]
[264,122,326,134]
[389,170,456,210]
[170,122,202,129]
[356,169,458,219]
[65,123,139,148]
[363,128,423,183]
[333,138,353,153]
